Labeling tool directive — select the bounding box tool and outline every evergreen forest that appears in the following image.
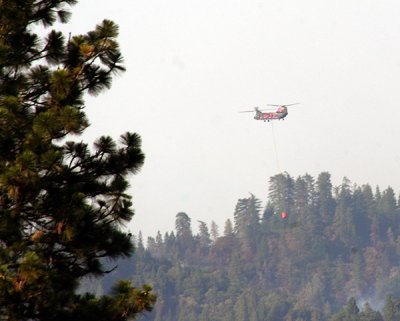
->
[98,172,400,321]
[0,1,155,319]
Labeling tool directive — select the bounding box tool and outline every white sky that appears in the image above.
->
[55,0,400,237]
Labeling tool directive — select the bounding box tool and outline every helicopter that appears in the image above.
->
[240,103,299,122]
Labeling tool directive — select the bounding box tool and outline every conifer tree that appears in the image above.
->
[197,220,211,252]
[329,297,360,321]
[316,172,335,227]
[224,218,234,236]
[233,194,261,258]
[210,220,219,241]
[175,212,193,259]
[359,303,383,321]
[0,1,155,319]
[332,178,357,246]
[233,194,261,238]
[268,172,294,215]
[382,295,400,321]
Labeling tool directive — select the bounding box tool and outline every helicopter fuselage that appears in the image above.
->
[240,104,298,122]
[254,107,288,122]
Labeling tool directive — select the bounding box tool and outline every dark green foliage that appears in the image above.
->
[0,1,155,320]
[233,194,261,258]
[382,295,400,321]
[101,172,400,321]
[268,172,294,215]
[329,299,384,321]
[329,297,360,321]
[175,212,193,258]
[359,303,383,321]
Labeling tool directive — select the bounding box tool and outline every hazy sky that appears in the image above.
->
[54,0,400,237]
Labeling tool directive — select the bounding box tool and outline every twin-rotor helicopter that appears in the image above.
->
[240,103,300,122]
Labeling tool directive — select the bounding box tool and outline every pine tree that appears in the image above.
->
[196,220,211,258]
[224,218,234,236]
[378,187,399,237]
[359,303,383,321]
[332,177,357,247]
[316,172,335,227]
[329,297,360,321]
[233,194,262,260]
[293,174,317,220]
[382,295,400,321]
[175,212,193,259]
[234,294,249,321]
[352,184,377,246]
[292,174,319,254]
[0,1,155,319]
[210,220,219,242]
[268,172,294,219]
[233,194,261,252]
[379,187,397,217]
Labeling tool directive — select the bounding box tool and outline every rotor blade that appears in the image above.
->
[239,107,260,113]
[267,103,300,107]
[240,107,275,112]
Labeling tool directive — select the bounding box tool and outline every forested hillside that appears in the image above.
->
[99,172,400,321]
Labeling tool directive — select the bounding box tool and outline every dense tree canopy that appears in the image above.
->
[0,0,155,320]
[99,172,400,321]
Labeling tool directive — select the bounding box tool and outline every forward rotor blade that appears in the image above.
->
[239,107,275,113]
[267,103,300,107]
[239,107,260,113]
